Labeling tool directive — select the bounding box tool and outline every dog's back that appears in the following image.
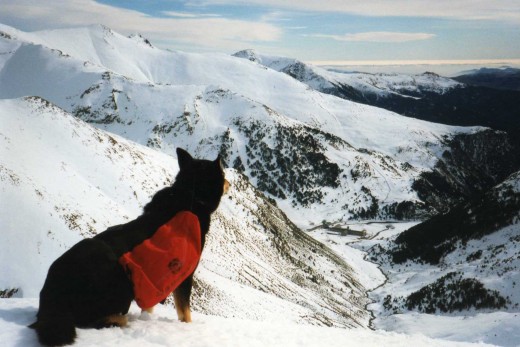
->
[31,148,228,346]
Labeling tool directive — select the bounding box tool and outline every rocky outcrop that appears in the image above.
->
[412,129,520,215]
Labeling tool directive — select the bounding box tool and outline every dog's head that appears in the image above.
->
[175,148,229,213]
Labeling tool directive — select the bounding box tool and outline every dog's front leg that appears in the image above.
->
[173,274,194,322]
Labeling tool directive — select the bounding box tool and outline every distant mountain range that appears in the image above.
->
[454,67,520,91]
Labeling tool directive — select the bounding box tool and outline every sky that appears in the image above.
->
[1,0,520,73]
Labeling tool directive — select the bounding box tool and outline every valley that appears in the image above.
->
[310,219,520,346]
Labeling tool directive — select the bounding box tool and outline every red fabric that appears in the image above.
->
[119,211,201,309]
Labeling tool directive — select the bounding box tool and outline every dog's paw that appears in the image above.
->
[142,306,154,314]
[177,307,192,323]
[139,311,152,321]
[103,314,128,328]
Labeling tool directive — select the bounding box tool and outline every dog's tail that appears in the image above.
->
[29,310,76,346]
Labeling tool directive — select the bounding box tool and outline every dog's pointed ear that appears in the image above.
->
[177,148,193,170]
[215,154,224,170]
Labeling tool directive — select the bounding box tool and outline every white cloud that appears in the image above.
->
[260,11,292,22]
[312,32,436,43]
[162,11,221,18]
[0,0,282,51]
[187,0,520,23]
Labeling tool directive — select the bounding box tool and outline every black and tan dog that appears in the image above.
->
[30,148,229,346]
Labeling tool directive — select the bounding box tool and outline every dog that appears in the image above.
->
[30,148,229,346]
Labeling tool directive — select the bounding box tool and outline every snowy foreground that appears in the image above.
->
[0,298,495,347]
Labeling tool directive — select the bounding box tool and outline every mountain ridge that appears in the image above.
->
[1,24,517,227]
[234,49,520,135]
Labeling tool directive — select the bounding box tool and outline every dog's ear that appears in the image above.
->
[177,148,193,170]
[215,154,224,171]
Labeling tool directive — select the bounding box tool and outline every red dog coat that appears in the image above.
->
[119,211,201,309]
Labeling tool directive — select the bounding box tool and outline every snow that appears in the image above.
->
[0,299,497,347]
[497,171,520,195]
[377,311,520,347]
[307,222,418,291]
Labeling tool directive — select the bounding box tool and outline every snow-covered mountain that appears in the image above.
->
[234,49,461,98]
[391,170,520,265]
[308,218,520,347]
[234,49,520,135]
[1,24,517,228]
[0,96,369,327]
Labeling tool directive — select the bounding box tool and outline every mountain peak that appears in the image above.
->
[233,49,259,60]
[128,33,154,48]
[421,71,441,77]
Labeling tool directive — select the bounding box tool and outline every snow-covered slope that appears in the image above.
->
[0,82,499,347]
[390,170,520,265]
[376,171,520,316]
[1,23,515,228]
[0,96,176,296]
[301,168,520,346]
[0,97,369,327]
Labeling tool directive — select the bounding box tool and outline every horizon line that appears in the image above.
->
[308,59,520,67]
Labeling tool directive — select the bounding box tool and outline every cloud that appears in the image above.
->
[0,0,282,51]
[312,32,436,43]
[187,0,520,23]
[162,11,221,18]
[260,11,292,22]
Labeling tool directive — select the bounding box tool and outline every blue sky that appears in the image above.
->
[1,0,519,67]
